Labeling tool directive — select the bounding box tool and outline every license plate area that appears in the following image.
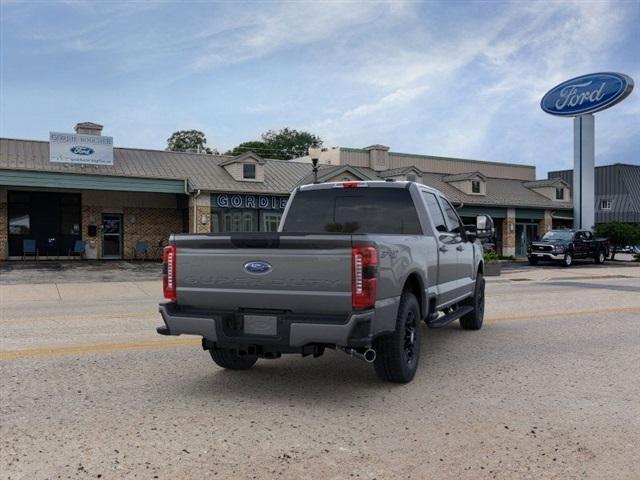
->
[243,314,278,336]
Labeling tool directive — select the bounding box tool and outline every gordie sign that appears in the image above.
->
[214,193,288,210]
[541,72,634,116]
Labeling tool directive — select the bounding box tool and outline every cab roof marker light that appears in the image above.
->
[334,182,369,189]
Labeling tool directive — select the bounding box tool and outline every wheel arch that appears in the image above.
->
[401,271,427,319]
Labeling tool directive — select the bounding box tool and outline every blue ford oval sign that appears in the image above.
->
[70,145,95,155]
[244,260,272,275]
[541,72,634,116]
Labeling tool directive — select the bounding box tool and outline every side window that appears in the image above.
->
[440,198,462,234]
[422,192,447,233]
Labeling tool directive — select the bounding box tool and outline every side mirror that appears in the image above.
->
[475,214,494,239]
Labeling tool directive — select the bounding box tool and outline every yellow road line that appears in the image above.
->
[486,305,640,322]
[0,338,200,361]
[2,306,639,361]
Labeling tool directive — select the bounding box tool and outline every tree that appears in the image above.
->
[594,222,640,260]
[226,128,322,160]
[167,130,217,154]
[225,141,269,157]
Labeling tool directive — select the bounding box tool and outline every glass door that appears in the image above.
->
[102,213,123,259]
[516,223,539,257]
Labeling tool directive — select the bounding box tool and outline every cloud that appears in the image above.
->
[309,0,637,173]
[1,0,637,174]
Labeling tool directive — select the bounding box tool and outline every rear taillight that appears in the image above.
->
[352,245,377,310]
[163,245,177,301]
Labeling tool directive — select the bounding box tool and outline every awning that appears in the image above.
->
[0,169,186,194]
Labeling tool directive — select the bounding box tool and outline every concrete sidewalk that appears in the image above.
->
[0,260,161,285]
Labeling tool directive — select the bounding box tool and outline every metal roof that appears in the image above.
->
[0,137,310,195]
[0,137,573,210]
[549,164,640,222]
[442,171,486,182]
[523,178,568,188]
[377,166,423,177]
[294,164,572,210]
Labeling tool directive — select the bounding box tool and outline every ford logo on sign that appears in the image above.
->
[244,260,272,275]
[541,72,634,116]
[70,146,95,155]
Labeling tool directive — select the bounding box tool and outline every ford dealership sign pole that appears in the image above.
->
[541,72,634,229]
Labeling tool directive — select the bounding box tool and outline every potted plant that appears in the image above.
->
[483,251,501,276]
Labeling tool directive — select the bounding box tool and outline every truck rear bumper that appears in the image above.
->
[157,302,379,349]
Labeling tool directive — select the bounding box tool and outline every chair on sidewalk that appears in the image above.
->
[154,239,166,259]
[22,239,38,261]
[133,240,149,260]
[68,240,86,260]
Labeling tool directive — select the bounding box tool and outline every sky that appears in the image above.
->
[1,0,638,177]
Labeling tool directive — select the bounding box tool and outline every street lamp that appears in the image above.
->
[308,143,322,183]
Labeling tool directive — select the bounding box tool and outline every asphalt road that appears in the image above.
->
[1,265,639,479]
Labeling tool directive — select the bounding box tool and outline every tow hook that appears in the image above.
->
[338,346,376,363]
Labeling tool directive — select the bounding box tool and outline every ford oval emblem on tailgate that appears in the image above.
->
[244,260,272,275]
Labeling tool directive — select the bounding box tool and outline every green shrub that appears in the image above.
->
[594,222,640,260]
[483,251,499,263]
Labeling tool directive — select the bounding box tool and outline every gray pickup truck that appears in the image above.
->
[157,181,493,383]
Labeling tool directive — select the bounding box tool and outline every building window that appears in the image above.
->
[600,199,612,210]
[555,188,564,200]
[243,163,256,179]
[471,180,481,194]
[8,192,30,234]
[406,174,417,182]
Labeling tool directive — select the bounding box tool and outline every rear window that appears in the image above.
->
[282,188,422,234]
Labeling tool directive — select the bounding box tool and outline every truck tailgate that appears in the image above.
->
[173,234,352,314]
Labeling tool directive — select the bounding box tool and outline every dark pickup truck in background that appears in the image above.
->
[527,230,609,267]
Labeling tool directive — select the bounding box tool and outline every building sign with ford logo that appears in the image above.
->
[541,72,634,116]
[49,132,114,165]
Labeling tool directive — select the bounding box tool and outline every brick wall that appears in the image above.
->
[81,205,103,259]
[123,206,183,260]
[538,210,553,237]
[501,208,516,257]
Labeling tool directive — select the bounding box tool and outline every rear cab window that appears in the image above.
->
[282,187,422,234]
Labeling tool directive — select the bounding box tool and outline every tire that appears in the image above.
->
[528,256,539,266]
[562,253,573,267]
[460,273,485,330]
[594,250,606,264]
[210,349,257,370]
[373,292,421,383]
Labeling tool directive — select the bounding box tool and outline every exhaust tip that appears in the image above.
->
[363,349,376,363]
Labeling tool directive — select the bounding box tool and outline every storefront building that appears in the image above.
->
[1,123,574,260]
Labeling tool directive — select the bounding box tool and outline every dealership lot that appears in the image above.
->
[1,263,639,479]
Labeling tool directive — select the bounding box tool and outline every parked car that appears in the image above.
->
[527,230,609,267]
[157,181,493,383]
[479,237,496,254]
[618,245,640,254]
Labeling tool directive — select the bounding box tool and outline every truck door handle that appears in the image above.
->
[456,245,464,251]
[439,245,448,252]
